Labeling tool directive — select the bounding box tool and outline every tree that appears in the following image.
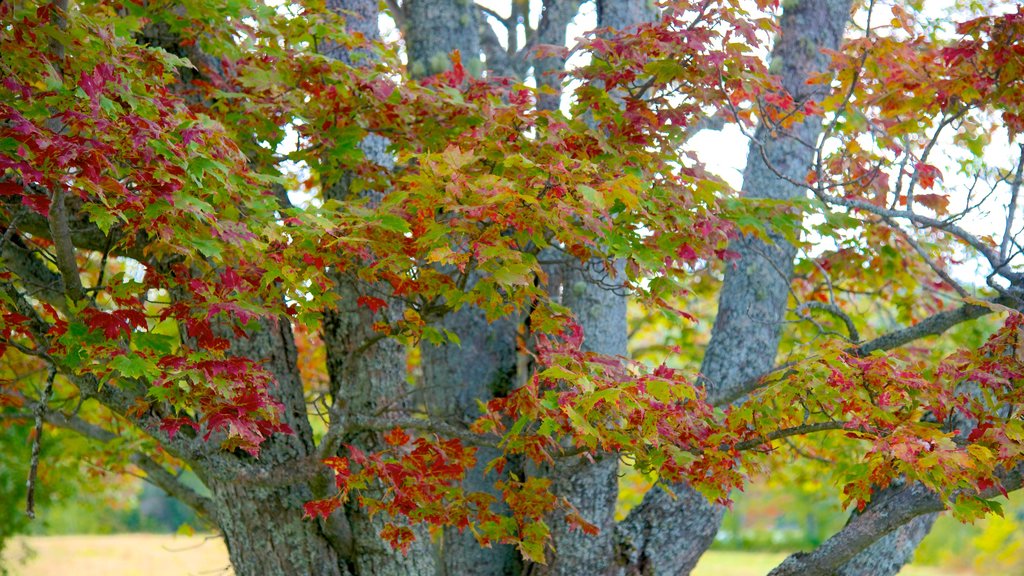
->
[1,0,1023,574]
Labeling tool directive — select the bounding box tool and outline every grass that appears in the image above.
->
[2,535,974,576]
[692,551,972,576]
[3,534,232,576]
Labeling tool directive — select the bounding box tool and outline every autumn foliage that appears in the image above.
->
[2,0,1024,570]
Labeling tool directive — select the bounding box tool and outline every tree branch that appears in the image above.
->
[38,407,214,517]
[26,367,56,519]
[767,464,1024,576]
[853,296,1016,356]
[46,186,85,302]
[2,234,69,312]
[130,453,213,518]
[717,295,1017,406]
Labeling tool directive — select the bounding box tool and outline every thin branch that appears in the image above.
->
[796,301,860,343]
[903,110,965,211]
[0,207,24,253]
[26,367,56,519]
[817,191,1018,283]
[716,295,1014,406]
[477,4,512,29]
[885,217,970,298]
[1001,144,1024,261]
[38,406,213,517]
[732,420,854,452]
[130,453,213,518]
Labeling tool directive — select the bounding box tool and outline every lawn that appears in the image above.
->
[1,535,973,576]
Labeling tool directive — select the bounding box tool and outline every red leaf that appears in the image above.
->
[915,194,949,214]
[159,416,197,439]
[303,498,342,519]
[22,194,51,217]
[82,309,136,339]
[379,524,416,555]
[384,427,410,446]
[915,163,941,190]
[357,296,388,313]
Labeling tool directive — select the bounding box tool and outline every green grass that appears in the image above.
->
[2,535,973,575]
[692,551,972,576]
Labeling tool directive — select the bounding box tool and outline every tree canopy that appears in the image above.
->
[1,0,1023,574]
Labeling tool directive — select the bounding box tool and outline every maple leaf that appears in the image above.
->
[303,498,342,519]
[356,296,388,313]
[81,308,146,340]
[384,427,411,446]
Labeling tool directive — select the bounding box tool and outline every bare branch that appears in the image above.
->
[1001,144,1024,261]
[130,453,213,518]
[816,191,1019,284]
[40,407,213,517]
[885,217,970,299]
[732,420,854,452]
[717,295,1015,406]
[796,301,860,343]
[853,296,1015,356]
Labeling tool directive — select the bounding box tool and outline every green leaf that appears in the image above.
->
[578,184,605,209]
[133,332,177,355]
[376,214,411,234]
[111,354,159,380]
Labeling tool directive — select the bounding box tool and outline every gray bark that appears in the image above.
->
[317,2,439,575]
[208,476,347,576]
[405,0,481,78]
[404,2,519,574]
[836,514,937,576]
[196,314,350,576]
[533,0,585,111]
[616,1,854,574]
[537,262,627,576]
[534,3,651,574]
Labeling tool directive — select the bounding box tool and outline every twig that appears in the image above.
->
[26,367,56,519]
[1000,144,1024,261]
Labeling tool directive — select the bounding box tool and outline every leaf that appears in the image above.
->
[303,498,342,519]
[578,184,605,209]
[111,354,159,380]
[384,427,410,446]
[376,214,411,234]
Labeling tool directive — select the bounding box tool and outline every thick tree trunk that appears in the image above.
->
[402,2,521,575]
[616,1,853,574]
[405,0,481,77]
[315,2,440,575]
[198,315,350,576]
[836,514,938,576]
[207,477,348,576]
[538,262,627,576]
[536,4,653,574]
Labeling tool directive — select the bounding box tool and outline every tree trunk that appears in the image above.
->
[198,315,350,576]
[538,262,627,576]
[616,1,854,574]
[207,477,348,576]
[836,514,938,576]
[535,3,653,574]
[402,2,522,575]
